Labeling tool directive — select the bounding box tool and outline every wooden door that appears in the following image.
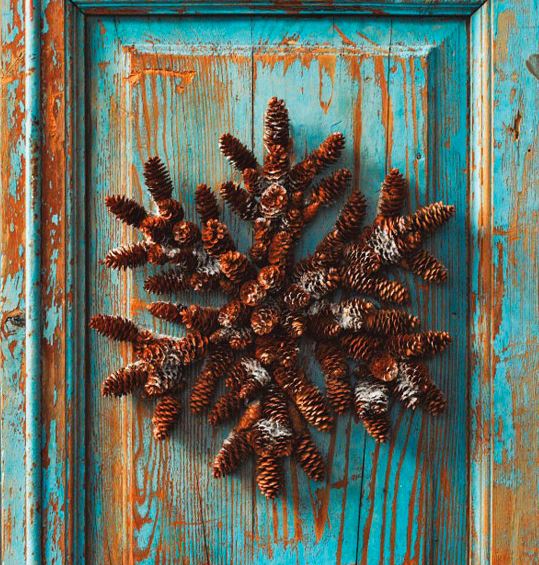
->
[1,1,537,564]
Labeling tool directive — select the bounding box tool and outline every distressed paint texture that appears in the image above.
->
[0,1,537,564]
[470,0,538,562]
[86,15,468,564]
[1,0,27,562]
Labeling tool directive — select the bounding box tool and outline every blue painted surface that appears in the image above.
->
[0,0,537,563]
[84,15,468,563]
[24,0,43,562]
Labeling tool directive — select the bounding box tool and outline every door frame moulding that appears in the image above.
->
[19,0,498,562]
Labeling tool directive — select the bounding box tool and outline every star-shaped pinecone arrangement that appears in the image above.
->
[90,97,455,498]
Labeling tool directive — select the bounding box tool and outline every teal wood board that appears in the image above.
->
[85,15,467,564]
[0,0,537,563]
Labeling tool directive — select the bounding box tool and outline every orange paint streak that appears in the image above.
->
[336,418,353,565]
[333,24,357,47]
[347,56,364,184]
[40,0,70,560]
[374,56,393,165]
[313,426,338,541]
[359,446,381,565]
[289,460,304,544]
[317,54,336,113]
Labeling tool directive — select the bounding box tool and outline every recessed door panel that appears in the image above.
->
[87,15,467,564]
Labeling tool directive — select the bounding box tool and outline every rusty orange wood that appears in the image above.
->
[0,0,537,563]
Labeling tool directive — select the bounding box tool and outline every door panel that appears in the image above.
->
[86,15,467,563]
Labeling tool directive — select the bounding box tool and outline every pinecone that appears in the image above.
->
[152,395,181,440]
[304,168,351,222]
[250,218,273,265]
[237,358,271,399]
[157,198,184,222]
[343,270,410,304]
[362,412,390,443]
[101,361,148,397]
[144,156,174,203]
[256,453,284,498]
[104,242,149,270]
[242,168,263,195]
[260,183,288,218]
[219,251,254,284]
[147,301,184,324]
[219,181,258,220]
[172,220,201,246]
[263,146,289,182]
[240,280,267,307]
[377,168,407,217]
[388,331,451,358]
[90,314,141,343]
[274,367,334,431]
[212,430,252,478]
[409,202,455,234]
[144,361,183,397]
[257,265,284,291]
[304,132,345,175]
[218,299,249,327]
[423,386,447,415]
[140,215,170,243]
[105,195,147,227]
[250,304,280,336]
[393,361,430,409]
[195,183,219,225]
[354,367,390,419]
[219,133,258,172]
[268,231,293,268]
[369,353,399,382]
[402,248,448,282]
[315,342,348,379]
[333,190,367,240]
[144,270,189,294]
[341,334,382,363]
[264,96,289,148]
[363,308,420,336]
[325,375,353,414]
[208,388,245,426]
[281,311,305,338]
[202,219,235,257]
[294,432,325,481]
[146,243,168,265]
[249,387,293,457]
[190,347,233,413]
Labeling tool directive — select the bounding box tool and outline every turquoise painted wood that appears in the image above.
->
[85,15,468,564]
[0,0,537,563]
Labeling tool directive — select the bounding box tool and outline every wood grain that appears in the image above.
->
[84,15,469,563]
[1,0,27,562]
[0,1,537,563]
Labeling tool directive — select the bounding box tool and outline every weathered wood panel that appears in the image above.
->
[1,0,537,563]
[0,0,28,562]
[469,0,539,563]
[85,15,468,563]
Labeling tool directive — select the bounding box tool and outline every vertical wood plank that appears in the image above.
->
[87,17,258,563]
[2,1,536,563]
[82,14,472,564]
[470,0,538,563]
[0,0,27,562]
[336,19,468,565]
[249,18,378,564]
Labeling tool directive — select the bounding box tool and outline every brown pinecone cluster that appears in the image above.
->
[90,97,454,498]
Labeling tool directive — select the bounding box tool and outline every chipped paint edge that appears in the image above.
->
[469,2,493,563]
[24,0,43,562]
[70,0,486,16]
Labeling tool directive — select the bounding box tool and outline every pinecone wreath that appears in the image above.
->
[90,97,455,498]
